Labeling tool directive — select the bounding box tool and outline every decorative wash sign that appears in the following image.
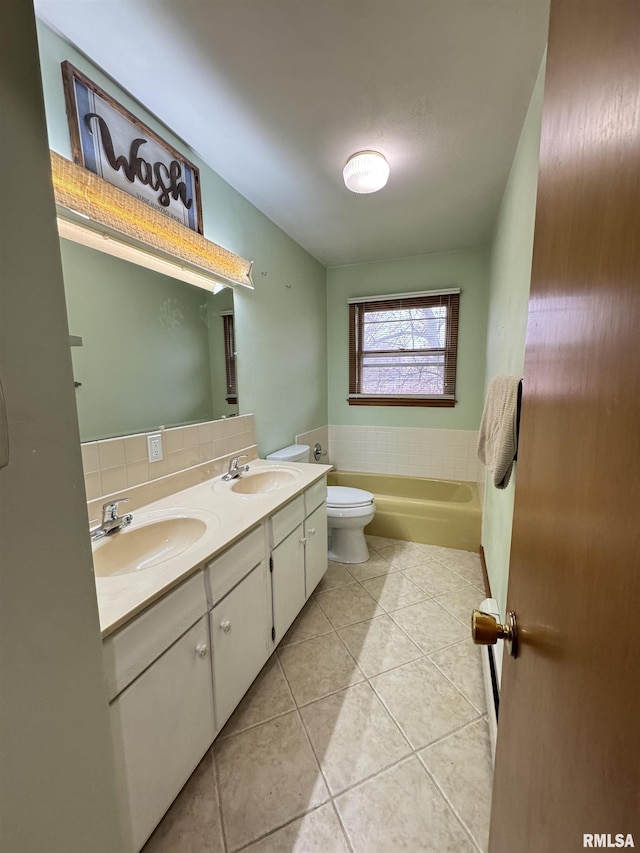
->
[61,62,203,234]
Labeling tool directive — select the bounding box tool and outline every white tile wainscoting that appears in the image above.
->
[329,425,484,484]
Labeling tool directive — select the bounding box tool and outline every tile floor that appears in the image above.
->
[143,536,493,853]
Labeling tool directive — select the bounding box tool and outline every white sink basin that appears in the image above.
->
[93,510,218,577]
[231,469,297,494]
[213,464,301,496]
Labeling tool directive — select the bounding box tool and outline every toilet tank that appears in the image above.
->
[266,444,310,463]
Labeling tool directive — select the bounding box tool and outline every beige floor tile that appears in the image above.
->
[300,682,411,794]
[435,583,487,626]
[414,542,463,559]
[218,654,295,738]
[215,712,329,850]
[280,598,333,647]
[420,718,493,852]
[413,541,451,556]
[434,548,484,586]
[278,632,363,705]
[366,534,403,551]
[429,639,487,713]
[316,562,357,592]
[243,804,349,853]
[314,583,383,629]
[338,614,423,677]
[371,657,479,749]
[335,756,475,853]
[376,541,426,570]
[403,559,472,598]
[141,750,224,853]
[362,571,428,611]
[339,550,394,582]
[391,598,467,654]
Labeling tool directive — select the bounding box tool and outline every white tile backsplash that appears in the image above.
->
[329,425,481,482]
[81,415,256,503]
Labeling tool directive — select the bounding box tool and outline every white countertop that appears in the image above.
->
[95,459,332,638]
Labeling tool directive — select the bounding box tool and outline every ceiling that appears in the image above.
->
[34,1,549,267]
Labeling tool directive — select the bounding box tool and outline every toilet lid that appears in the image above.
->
[327,485,374,508]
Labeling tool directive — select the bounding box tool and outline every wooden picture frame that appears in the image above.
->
[61,61,203,234]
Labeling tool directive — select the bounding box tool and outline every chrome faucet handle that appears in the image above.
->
[222,455,250,480]
[102,497,129,522]
[229,455,249,473]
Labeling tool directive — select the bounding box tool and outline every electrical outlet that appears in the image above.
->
[147,433,163,462]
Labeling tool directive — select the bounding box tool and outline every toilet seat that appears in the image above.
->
[327,485,374,508]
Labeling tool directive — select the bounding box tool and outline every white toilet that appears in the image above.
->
[325,485,376,564]
[265,444,376,564]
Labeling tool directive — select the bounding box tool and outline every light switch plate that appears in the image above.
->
[147,432,163,462]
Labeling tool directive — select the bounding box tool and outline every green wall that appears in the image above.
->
[482,56,546,617]
[36,21,327,456]
[1,3,123,848]
[327,247,490,429]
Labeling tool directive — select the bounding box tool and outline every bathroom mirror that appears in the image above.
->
[60,237,239,441]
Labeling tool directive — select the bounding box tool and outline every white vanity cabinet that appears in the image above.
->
[304,501,329,595]
[204,525,270,732]
[270,476,328,643]
[101,471,329,852]
[104,572,214,853]
[271,498,306,643]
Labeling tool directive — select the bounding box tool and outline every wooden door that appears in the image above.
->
[489,2,640,851]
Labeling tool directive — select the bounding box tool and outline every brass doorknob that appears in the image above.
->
[471,609,519,658]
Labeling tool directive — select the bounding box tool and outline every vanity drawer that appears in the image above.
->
[304,477,327,516]
[103,571,207,701]
[205,524,265,607]
[270,495,305,546]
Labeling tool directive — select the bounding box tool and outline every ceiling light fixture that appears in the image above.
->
[343,150,390,194]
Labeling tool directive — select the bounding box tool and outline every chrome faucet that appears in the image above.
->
[222,455,250,481]
[90,498,133,542]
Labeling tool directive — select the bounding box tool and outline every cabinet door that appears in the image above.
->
[211,561,270,730]
[305,503,328,597]
[271,524,306,643]
[110,618,214,853]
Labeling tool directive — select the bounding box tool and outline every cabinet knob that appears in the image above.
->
[195,643,208,657]
[308,528,316,535]
[299,537,307,545]
[220,620,232,633]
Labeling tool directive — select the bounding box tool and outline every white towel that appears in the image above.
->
[477,375,521,490]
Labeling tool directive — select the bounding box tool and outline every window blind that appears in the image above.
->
[348,291,460,407]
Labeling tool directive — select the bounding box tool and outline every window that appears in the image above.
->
[348,289,460,407]
[222,313,238,404]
